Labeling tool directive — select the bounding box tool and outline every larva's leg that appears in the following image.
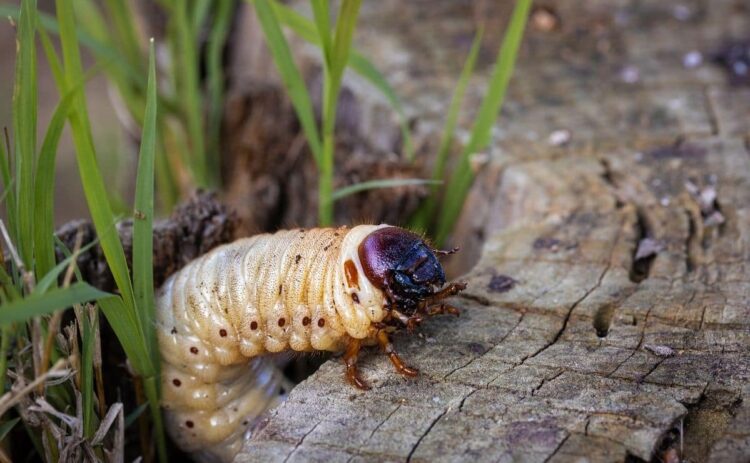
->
[377,330,418,377]
[343,338,370,390]
[426,303,461,317]
[392,309,423,332]
[426,281,467,304]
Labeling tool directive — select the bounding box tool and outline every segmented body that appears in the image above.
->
[156,225,390,462]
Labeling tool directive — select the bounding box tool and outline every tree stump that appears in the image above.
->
[237,1,749,461]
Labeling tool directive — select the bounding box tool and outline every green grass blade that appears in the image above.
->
[0,417,21,441]
[174,0,210,187]
[468,5,531,152]
[435,0,531,245]
[96,296,148,375]
[133,41,158,365]
[347,52,414,159]
[0,130,16,248]
[0,5,142,85]
[0,283,111,325]
[271,2,317,41]
[330,0,361,80]
[252,0,322,165]
[81,308,96,438]
[410,28,483,230]
[55,0,137,313]
[33,68,97,280]
[73,0,143,90]
[192,0,212,32]
[272,2,414,160]
[12,0,38,269]
[432,28,483,184]
[0,264,21,301]
[142,376,166,463]
[206,0,235,177]
[0,2,145,103]
[124,402,148,429]
[132,40,169,463]
[102,0,143,70]
[310,0,332,64]
[331,178,441,201]
[0,326,12,393]
[33,239,98,295]
[318,0,361,226]
[38,26,65,91]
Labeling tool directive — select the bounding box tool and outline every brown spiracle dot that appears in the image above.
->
[351,293,360,304]
[186,420,194,428]
[170,327,177,335]
[295,254,301,264]
[190,347,199,355]
[278,318,286,327]
[318,318,326,328]
[250,321,258,330]
[302,316,311,326]
[172,379,181,387]
[219,329,227,337]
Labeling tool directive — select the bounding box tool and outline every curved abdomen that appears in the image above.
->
[156,227,365,461]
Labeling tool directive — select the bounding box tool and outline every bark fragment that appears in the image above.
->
[55,191,238,291]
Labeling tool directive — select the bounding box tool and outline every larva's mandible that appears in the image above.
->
[156,224,466,462]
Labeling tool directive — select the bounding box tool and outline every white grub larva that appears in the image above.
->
[157,224,466,462]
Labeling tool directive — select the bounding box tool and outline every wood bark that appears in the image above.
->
[235,1,750,461]
[55,191,237,291]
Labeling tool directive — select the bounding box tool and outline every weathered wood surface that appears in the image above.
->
[238,1,750,461]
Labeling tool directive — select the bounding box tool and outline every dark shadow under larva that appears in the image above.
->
[156,224,466,462]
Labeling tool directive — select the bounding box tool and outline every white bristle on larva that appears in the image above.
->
[157,225,391,462]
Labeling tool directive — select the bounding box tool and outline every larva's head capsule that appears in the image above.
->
[358,227,448,314]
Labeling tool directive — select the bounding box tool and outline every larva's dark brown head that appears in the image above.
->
[359,227,448,314]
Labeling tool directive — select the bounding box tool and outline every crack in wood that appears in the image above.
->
[543,432,571,463]
[405,409,448,463]
[282,421,320,463]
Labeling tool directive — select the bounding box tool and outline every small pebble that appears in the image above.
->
[660,196,671,207]
[469,152,490,173]
[704,210,725,227]
[682,50,703,69]
[635,238,664,261]
[672,4,692,21]
[620,66,640,84]
[644,344,675,357]
[531,6,559,32]
[548,129,571,146]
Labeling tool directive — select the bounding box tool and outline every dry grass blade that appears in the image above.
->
[91,402,122,446]
[0,357,70,417]
[40,227,84,389]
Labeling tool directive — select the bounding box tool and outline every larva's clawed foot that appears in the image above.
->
[428,281,468,302]
[406,316,423,333]
[346,365,371,390]
[389,352,419,377]
[391,309,423,332]
[344,338,370,390]
[378,331,419,378]
[426,303,461,317]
